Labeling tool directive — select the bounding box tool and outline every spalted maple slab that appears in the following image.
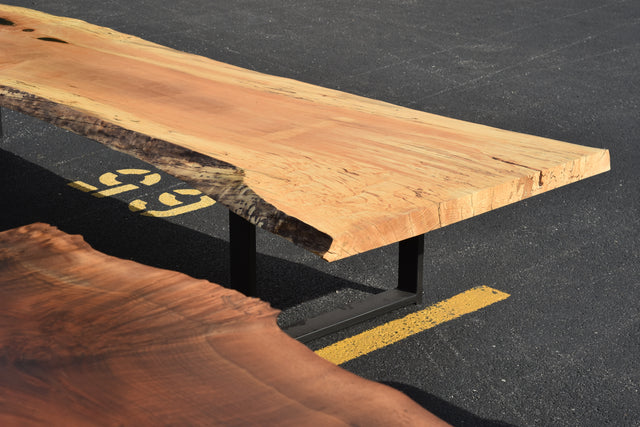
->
[0,223,448,426]
[0,6,610,261]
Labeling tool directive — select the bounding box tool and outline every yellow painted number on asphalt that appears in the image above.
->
[68,169,161,197]
[129,189,215,217]
[68,169,215,218]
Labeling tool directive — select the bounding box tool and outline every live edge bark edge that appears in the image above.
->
[0,87,334,256]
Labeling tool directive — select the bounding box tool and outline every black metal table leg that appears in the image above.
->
[227,210,426,342]
[283,233,426,342]
[229,211,257,297]
[398,233,425,303]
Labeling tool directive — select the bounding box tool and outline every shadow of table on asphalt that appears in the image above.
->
[385,382,516,427]
[0,148,386,319]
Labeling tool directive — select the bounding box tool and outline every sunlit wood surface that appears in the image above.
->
[0,6,610,261]
[0,223,449,426]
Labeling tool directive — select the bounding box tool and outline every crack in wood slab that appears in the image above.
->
[491,156,545,186]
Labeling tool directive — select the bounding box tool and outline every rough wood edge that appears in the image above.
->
[0,87,334,257]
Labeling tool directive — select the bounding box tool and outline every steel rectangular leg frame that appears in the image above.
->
[229,212,425,342]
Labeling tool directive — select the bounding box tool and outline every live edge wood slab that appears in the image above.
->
[0,223,449,426]
[0,6,610,261]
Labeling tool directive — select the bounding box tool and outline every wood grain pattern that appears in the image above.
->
[0,6,610,261]
[0,223,449,426]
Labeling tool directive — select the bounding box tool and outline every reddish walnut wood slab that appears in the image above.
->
[0,223,449,426]
[0,6,610,261]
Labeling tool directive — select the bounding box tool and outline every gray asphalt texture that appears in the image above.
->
[1,1,638,426]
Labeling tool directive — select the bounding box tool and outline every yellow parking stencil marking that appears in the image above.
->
[68,169,215,218]
[129,189,215,217]
[68,181,98,192]
[315,285,510,365]
[68,169,161,198]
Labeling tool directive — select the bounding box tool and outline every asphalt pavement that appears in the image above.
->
[1,1,638,425]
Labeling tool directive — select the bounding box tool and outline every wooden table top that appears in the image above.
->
[0,5,610,261]
[0,223,448,426]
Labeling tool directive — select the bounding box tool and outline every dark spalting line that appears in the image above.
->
[0,86,333,256]
[37,37,68,44]
[0,17,15,26]
[22,28,35,32]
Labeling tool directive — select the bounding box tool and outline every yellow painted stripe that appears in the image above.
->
[92,183,138,198]
[315,285,510,365]
[67,181,98,192]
